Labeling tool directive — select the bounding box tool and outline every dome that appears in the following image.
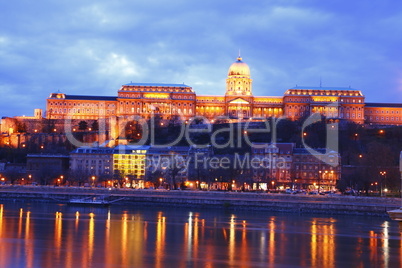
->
[227,57,250,77]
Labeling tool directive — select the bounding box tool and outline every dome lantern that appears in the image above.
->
[226,55,253,96]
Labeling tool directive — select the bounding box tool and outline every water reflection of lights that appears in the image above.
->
[25,211,33,268]
[75,211,80,230]
[18,208,23,238]
[55,211,63,260]
[310,218,336,268]
[369,230,378,262]
[241,219,248,264]
[268,217,275,265]
[0,204,3,237]
[156,212,166,268]
[186,212,193,263]
[185,212,204,264]
[121,212,128,266]
[3,205,402,267]
[88,213,95,264]
[194,213,200,260]
[382,221,389,268]
[229,214,236,266]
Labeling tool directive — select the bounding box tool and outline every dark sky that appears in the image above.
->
[1,0,401,117]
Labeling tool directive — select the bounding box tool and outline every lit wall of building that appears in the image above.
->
[112,145,149,180]
[251,143,340,191]
[45,56,390,127]
[70,147,113,177]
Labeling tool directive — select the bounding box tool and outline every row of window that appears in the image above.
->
[119,101,193,107]
[51,108,115,115]
[368,109,402,114]
[368,116,402,122]
[287,90,361,97]
[50,102,115,108]
[122,87,193,93]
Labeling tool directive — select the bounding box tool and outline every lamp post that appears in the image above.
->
[91,176,96,187]
[380,171,387,197]
[318,171,322,193]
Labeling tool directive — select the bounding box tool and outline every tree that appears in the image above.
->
[68,168,90,186]
[78,121,88,131]
[91,120,99,131]
[355,141,395,194]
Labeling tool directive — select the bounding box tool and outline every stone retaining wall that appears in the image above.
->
[0,186,400,216]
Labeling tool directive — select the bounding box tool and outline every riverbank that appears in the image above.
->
[0,186,400,216]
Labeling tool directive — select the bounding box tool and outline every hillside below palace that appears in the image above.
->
[43,56,402,126]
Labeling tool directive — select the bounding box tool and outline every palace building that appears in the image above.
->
[45,55,402,127]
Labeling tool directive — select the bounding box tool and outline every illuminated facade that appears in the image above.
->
[252,143,341,191]
[41,55,402,126]
[112,145,149,179]
[70,147,113,177]
[70,145,149,188]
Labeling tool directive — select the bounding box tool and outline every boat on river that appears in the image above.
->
[388,208,402,221]
[68,196,124,205]
[387,152,402,223]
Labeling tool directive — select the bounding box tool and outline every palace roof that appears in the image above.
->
[64,95,117,101]
[290,86,360,91]
[365,102,402,108]
[123,82,191,88]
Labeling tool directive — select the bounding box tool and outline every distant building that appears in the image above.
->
[252,143,294,190]
[69,145,150,188]
[44,55,398,128]
[26,154,69,184]
[293,148,341,191]
[69,146,114,178]
[146,146,191,187]
[65,142,340,190]
[252,143,340,191]
[2,54,402,150]
[112,145,150,188]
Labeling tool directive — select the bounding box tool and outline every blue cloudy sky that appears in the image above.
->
[1,0,401,117]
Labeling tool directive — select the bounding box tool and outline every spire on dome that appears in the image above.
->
[237,49,242,61]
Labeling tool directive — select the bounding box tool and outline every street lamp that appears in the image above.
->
[379,171,387,196]
[318,171,322,193]
[91,176,96,187]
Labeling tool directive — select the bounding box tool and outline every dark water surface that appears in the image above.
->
[0,202,401,267]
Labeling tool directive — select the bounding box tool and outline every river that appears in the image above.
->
[0,201,401,267]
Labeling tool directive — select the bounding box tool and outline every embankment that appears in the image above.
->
[0,186,400,216]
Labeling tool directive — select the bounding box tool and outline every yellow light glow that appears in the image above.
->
[143,93,169,99]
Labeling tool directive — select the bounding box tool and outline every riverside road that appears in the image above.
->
[0,186,400,216]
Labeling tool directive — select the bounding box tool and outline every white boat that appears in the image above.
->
[388,208,402,221]
[69,196,111,205]
[387,151,402,222]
